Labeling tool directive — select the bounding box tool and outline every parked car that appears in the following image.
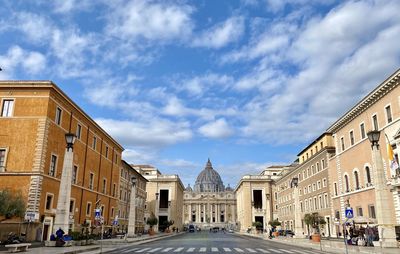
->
[188,225,195,233]
[278,229,295,237]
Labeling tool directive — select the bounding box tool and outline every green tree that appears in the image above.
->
[252,221,263,230]
[0,189,25,221]
[268,219,281,229]
[146,213,158,229]
[304,212,326,236]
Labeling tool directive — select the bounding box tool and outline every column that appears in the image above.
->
[154,193,159,232]
[127,183,137,237]
[293,186,303,238]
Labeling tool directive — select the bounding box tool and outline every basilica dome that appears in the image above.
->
[194,159,225,192]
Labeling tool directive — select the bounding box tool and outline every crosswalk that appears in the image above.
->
[117,246,317,254]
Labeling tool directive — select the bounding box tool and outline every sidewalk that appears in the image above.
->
[0,232,183,254]
[239,232,400,254]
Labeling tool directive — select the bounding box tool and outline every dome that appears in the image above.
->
[194,159,225,192]
[185,184,193,192]
[225,184,233,191]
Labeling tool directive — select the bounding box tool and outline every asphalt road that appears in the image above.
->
[108,231,324,254]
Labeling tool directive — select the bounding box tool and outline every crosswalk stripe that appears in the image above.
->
[256,248,270,253]
[290,250,308,254]
[234,248,244,252]
[187,248,195,252]
[148,247,162,253]
[173,247,184,252]
[135,248,151,253]
[269,250,281,253]
[223,248,231,252]
[211,247,218,252]
[199,247,206,252]
[245,248,257,253]
[279,249,295,253]
[162,247,174,252]
[121,249,134,253]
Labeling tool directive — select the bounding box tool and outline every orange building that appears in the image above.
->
[0,81,123,241]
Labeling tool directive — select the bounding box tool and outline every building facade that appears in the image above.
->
[0,81,123,241]
[183,159,237,229]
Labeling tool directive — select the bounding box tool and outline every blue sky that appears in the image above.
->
[1,0,400,187]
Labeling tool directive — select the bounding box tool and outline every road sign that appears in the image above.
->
[24,212,39,222]
[345,208,353,219]
[95,209,101,219]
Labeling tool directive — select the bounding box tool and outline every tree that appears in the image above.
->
[0,189,25,221]
[163,220,174,232]
[304,212,326,236]
[252,221,263,230]
[146,213,158,229]
[268,219,281,229]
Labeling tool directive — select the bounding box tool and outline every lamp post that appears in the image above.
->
[290,177,303,238]
[366,130,397,248]
[127,176,137,237]
[53,133,76,234]
[155,192,159,232]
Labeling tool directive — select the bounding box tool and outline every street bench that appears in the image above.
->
[4,243,31,252]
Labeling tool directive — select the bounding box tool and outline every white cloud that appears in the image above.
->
[178,73,234,97]
[198,118,234,139]
[193,16,245,48]
[0,45,46,77]
[12,12,53,43]
[106,0,194,42]
[52,0,93,13]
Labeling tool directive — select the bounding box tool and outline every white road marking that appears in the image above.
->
[148,247,162,253]
[199,247,207,252]
[162,247,174,252]
[187,247,195,252]
[290,250,308,254]
[223,247,232,252]
[211,247,218,252]
[256,248,271,253]
[269,249,282,253]
[234,248,244,252]
[173,247,184,252]
[245,248,257,253]
[279,249,295,253]
[135,248,150,253]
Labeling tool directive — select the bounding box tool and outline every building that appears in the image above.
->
[183,159,236,229]
[326,69,400,245]
[118,160,147,234]
[275,133,335,237]
[134,165,185,232]
[0,81,123,241]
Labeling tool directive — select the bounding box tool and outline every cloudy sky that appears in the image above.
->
[1,0,400,187]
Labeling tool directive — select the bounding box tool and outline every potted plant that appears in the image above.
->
[164,220,174,233]
[304,212,326,242]
[252,221,263,233]
[268,219,281,237]
[146,213,158,235]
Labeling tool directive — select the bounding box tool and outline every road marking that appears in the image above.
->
[234,248,244,252]
[223,247,231,252]
[173,247,184,252]
[256,249,270,253]
[268,250,281,253]
[290,250,308,254]
[162,247,173,252]
[135,248,150,253]
[121,248,137,253]
[187,247,195,252]
[245,248,257,253]
[279,249,295,253]
[148,247,162,253]
[199,247,206,252]
[211,247,218,252]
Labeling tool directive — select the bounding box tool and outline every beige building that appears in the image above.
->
[134,165,184,232]
[326,69,400,243]
[0,81,123,241]
[183,159,236,229]
[118,160,147,234]
[275,133,335,237]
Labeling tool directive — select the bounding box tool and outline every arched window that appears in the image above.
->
[365,166,371,184]
[344,175,350,192]
[354,171,360,189]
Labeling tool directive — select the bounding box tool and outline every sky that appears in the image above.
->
[1,0,400,188]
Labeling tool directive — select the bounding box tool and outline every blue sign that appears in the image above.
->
[95,209,101,219]
[345,208,353,219]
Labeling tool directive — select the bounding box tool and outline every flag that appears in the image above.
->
[387,143,398,176]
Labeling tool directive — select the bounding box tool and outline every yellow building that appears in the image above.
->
[0,81,123,241]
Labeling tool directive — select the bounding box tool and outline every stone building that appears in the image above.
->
[118,160,147,234]
[275,133,335,237]
[134,165,184,232]
[0,81,123,241]
[183,159,236,229]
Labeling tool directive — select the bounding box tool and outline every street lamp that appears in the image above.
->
[53,133,76,234]
[366,130,397,247]
[291,177,302,238]
[155,193,159,232]
[127,176,137,237]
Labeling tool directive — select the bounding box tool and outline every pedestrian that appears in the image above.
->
[56,228,65,239]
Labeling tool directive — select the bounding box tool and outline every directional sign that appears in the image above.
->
[345,208,353,219]
[95,209,101,219]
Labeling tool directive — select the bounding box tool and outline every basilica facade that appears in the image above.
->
[183,159,237,229]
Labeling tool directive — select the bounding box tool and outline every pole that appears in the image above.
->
[100,222,104,254]
[344,219,348,254]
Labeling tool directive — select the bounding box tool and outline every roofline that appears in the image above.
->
[0,80,124,151]
[296,132,332,156]
[122,160,149,182]
[326,68,400,133]
[234,175,273,192]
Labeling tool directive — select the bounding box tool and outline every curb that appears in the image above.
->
[59,246,101,254]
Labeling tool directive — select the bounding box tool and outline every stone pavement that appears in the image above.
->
[0,232,183,254]
[240,232,400,254]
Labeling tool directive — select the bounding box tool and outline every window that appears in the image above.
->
[322,159,326,168]
[316,162,320,172]
[344,175,350,192]
[111,207,114,218]
[92,136,97,150]
[319,196,322,209]
[89,173,94,190]
[350,131,354,146]
[45,194,53,210]
[360,123,366,139]
[320,141,323,148]
[312,183,316,191]
[354,171,360,190]
[69,200,75,213]
[386,105,392,123]
[357,207,363,216]
[49,155,57,177]
[368,205,376,218]
[322,178,327,187]
[324,194,328,208]
[55,107,62,125]
[365,166,372,184]
[312,165,315,175]
[340,137,345,151]
[0,148,7,171]
[113,183,116,197]
[372,115,378,130]
[72,165,78,184]
[102,178,107,194]
[334,183,338,196]
[105,146,109,158]
[335,210,340,220]
[76,124,82,139]
[317,181,321,189]
[1,99,14,117]
[86,202,92,216]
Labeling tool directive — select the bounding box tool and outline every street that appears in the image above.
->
[108,231,324,254]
